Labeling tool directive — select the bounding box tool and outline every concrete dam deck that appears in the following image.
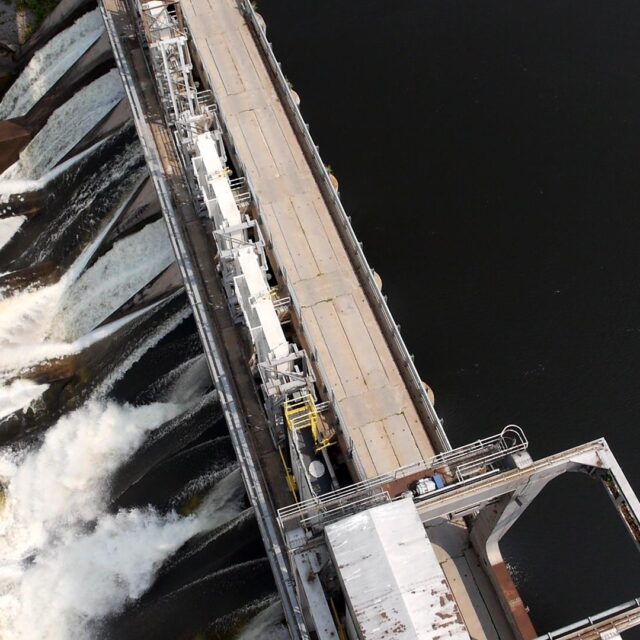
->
[180,0,443,480]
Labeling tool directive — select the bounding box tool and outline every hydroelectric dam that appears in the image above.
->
[0,0,638,638]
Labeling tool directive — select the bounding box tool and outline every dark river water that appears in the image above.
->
[258,0,640,635]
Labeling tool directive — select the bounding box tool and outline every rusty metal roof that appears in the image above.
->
[325,497,470,640]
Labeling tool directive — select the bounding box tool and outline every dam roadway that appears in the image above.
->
[179,0,448,479]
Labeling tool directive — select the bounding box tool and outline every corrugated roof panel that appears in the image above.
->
[325,497,470,640]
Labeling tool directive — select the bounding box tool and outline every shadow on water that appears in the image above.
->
[140,509,264,604]
[105,559,276,640]
[113,436,237,513]
[109,394,224,504]
[109,313,204,405]
[503,473,640,635]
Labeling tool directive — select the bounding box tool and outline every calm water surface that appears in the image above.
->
[258,0,640,634]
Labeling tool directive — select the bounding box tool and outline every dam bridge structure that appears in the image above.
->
[97,0,640,638]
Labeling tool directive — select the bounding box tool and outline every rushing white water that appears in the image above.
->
[0,278,68,370]
[0,167,124,357]
[0,21,245,638]
[139,352,206,403]
[0,139,105,202]
[52,219,174,341]
[168,354,211,404]
[32,142,145,267]
[0,288,70,372]
[169,461,239,511]
[64,175,147,284]
[2,70,125,180]
[0,400,185,557]
[238,600,289,640]
[95,303,191,397]
[0,509,202,640]
[0,380,49,419]
[0,285,166,375]
[0,10,105,120]
[195,467,245,522]
[0,217,25,251]
[0,215,174,374]
[0,424,243,640]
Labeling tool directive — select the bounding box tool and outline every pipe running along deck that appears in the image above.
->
[98,0,309,636]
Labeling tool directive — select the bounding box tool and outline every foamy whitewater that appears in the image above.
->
[0,140,105,204]
[0,400,185,557]
[0,419,243,640]
[0,216,172,373]
[31,142,144,266]
[0,380,49,419]
[95,302,192,397]
[238,600,289,640]
[0,217,25,251]
[52,218,174,340]
[1,69,124,180]
[0,277,69,371]
[0,510,202,640]
[0,10,105,120]
[0,13,257,636]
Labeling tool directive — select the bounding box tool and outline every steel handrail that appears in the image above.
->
[536,597,640,640]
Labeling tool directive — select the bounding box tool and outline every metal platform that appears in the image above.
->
[325,498,471,640]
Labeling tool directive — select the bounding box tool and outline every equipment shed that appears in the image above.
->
[325,497,470,640]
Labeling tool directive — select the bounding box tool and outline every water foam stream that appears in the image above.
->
[0,22,251,637]
[53,218,174,341]
[0,214,173,374]
[0,420,243,640]
[2,70,124,180]
[0,10,105,120]
[0,400,185,557]
[0,380,49,419]
[0,217,25,252]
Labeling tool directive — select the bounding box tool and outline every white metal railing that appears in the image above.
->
[278,479,392,542]
[191,73,373,479]
[299,491,391,532]
[139,0,213,143]
[454,425,528,480]
[367,424,528,484]
[278,474,394,522]
[535,597,640,640]
[277,425,528,539]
